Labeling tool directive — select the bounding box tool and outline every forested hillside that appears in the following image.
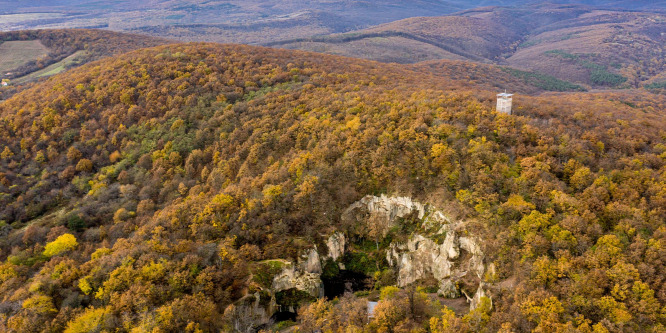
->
[274,4,666,90]
[411,60,586,94]
[0,43,665,332]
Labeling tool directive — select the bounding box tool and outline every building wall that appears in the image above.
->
[497,97,512,114]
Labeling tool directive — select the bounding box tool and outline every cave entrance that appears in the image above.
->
[271,288,315,324]
[322,270,372,299]
[270,310,297,323]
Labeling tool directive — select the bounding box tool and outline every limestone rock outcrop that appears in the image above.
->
[470,283,492,311]
[264,194,492,320]
[346,195,492,308]
[326,232,346,261]
[302,248,322,275]
[224,292,275,332]
[272,260,324,298]
[271,247,326,298]
[387,231,486,296]
[342,194,427,236]
[268,232,347,301]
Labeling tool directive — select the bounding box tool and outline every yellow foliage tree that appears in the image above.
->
[1,146,13,159]
[64,307,112,333]
[22,295,57,315]
[43,233,78,257]
[75,158,93,172]
[430,308,457,333]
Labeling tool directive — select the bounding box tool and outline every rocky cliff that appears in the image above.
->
[344,195,492,310]
[242,194,492,327]
[272,248,325,298]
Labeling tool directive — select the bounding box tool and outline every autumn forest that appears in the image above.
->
[0,28,664,333]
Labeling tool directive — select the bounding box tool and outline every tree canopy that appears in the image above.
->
[0,43,664,332]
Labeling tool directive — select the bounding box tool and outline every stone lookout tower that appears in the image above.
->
[496,92,513,115]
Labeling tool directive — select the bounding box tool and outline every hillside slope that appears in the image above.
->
[503,8,666,88]
[275,4,666,89]
[411,59,586,94]
[0,43,664,332]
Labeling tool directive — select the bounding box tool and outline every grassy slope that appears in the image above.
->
[0,40,50,74]
[14,51,88,83]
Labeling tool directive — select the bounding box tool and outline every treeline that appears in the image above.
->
[267,30,487,62]
[500,67,586,92]
[412,60,585,94]
[0,43,664,332]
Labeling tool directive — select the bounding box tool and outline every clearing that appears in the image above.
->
[15,50,88,83]
[0,40,51,74]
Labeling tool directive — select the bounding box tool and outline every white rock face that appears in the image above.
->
[470,283,492,311]
[342,194,427,236]
[224,292,275,332]
[326,232,346,261]
[272,262,324,298]
[459,237,485,279]
[269,233,343,300]
[387,232,485,288]
[388,233,454,286]
[438,279,460,298]
[268,195,492,315]
[346,195,490,308]
[302,248,322,274]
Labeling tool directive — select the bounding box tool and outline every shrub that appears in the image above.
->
[590,70,627,86]
[65,214,86,231]
[275,288,316,308]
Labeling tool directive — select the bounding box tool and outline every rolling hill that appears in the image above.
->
[0,1,475,45]
[1,2,663,91]
[1,1,664,45]
[0,42,664,332]
[504,9,666,88]
[274,4,666,89]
